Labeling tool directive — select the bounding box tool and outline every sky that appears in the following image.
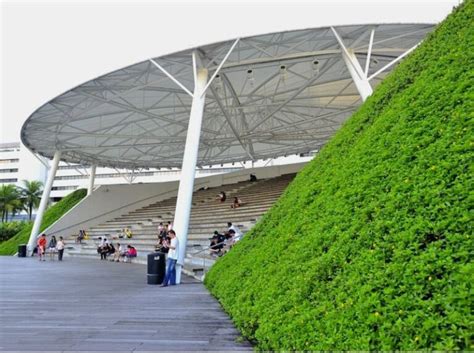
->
[0,0,460,145]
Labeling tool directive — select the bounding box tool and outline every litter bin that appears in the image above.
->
[147,252,166,285]
[18,244,27,258]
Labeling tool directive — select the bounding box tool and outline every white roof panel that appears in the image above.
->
[21,23,434,168]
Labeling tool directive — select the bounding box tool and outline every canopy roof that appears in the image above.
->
[21,23,433,169]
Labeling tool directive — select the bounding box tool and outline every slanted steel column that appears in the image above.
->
[174,63,208,284]
[27,151,61,254]
[87,165,96,195]
[342,49,373,101]
[331,27,373,102]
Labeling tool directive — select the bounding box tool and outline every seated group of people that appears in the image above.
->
[209,222,243,256]
[76,229,89,243]
[96,237,137,262]
[36,233,66,261]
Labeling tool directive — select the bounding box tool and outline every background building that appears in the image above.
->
[0,142,46,188]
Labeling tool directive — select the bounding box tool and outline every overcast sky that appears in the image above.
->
[1,0,460,145]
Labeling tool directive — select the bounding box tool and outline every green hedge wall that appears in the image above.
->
[0,189,87,255]
[205,1,473,350]
[0,221,27,242]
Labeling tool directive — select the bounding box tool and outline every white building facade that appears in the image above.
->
[0,142,47,188]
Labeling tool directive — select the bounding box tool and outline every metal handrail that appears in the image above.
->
[187,235,244,280]
[192,239,228,256]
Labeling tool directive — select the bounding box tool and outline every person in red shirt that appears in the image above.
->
[124,245,137,263]
[37,234,47,261]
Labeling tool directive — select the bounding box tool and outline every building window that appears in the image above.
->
[0,159,20,164]
[51,185,79,191]
[0,178,18,183]
[0,168,19,173]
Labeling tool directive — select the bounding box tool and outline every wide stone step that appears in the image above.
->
[65,173,296,282]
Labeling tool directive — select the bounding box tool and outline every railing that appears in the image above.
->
[187,238,240,280]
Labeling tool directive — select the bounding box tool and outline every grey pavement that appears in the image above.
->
[0,256,252,352]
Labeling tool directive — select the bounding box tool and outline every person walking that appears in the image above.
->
[57,236,65,261]
[161,230,179,287]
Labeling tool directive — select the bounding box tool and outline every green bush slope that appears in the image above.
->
[205,2,473,350]
[0,189,87,255]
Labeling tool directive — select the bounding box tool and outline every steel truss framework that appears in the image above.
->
[22,24,433,169]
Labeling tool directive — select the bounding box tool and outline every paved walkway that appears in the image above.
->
[0,256,251,352]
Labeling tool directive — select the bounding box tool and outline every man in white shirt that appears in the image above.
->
[227,222,243,242]
[161,230,179,287]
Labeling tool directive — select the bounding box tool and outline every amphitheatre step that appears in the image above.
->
[66,173,296,280]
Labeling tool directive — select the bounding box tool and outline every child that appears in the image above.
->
[57,237,65,261]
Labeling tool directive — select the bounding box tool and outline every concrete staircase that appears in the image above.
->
[65,173,295,279]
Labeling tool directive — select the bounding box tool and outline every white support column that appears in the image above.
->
[87,165,96,195]
[174,64,208,284]
[331,27,373,102]
[342,49,373,101]
[27,151,61,254]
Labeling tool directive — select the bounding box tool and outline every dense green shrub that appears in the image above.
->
[205,2,473,350]
[0,221,27,242]
[0,189,86,255]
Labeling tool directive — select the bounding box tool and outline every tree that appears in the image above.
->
[0,185,22,222]
[20,180,43,221]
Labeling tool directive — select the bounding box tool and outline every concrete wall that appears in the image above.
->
[45,162,306,237]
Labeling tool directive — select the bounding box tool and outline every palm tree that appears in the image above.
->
[0,185,22,222]
[20,180,43,221]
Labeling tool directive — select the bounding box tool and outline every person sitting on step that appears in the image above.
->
[76,229,85,243]
[97,237,109,260]
[107,243,116,258]
[227,222,243,242]
[224,229,236,251]
[123,245,137,262]
[113,243,124,262]
[209,231,226,256]
[124,228,133,239]
[231,196,242,209]
[99,243,109,260]
[216,191,226,202]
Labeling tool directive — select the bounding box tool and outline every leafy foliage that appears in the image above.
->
[0,189,86,255]
[205,2,473,351]
[0,221,27,242]
[0,184,22,222]
[20,180,43,220]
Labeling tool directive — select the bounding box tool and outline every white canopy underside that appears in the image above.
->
[21,23,433,169]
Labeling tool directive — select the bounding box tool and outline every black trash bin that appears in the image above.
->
[18,244,27,258]
[147,252,166,285]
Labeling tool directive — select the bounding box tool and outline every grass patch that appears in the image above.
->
[0,189,87,255]
[205,2,473,350]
